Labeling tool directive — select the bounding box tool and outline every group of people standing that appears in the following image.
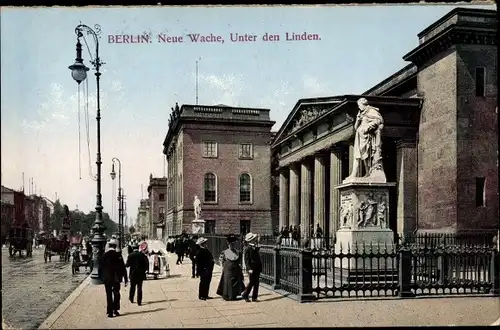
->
[193,232,263,302]
[98,231,264,319]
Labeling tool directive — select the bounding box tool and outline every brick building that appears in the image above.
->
[271,8,497,238]
[1,186,26,227]
[163,103,275,236]
[147,174,167,239]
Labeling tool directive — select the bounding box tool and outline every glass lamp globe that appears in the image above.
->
[68,62,89,84]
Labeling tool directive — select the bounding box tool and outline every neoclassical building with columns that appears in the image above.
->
[271,7,498,240]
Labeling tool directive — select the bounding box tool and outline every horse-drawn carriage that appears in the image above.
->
[71,236,93,275]
[8,225,34,257]
[44,236,71,262]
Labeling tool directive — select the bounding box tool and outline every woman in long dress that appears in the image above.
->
[216,234,245,301]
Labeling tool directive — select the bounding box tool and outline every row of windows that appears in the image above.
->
[204,172,253,203]
[203,142,253,159]
[204,219,251,235]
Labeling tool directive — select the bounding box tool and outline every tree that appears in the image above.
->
[49,199,118,236]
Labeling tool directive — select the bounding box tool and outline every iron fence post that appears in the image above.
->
[273,246,281,290]
[398,245,415,297]
[298,248,315,302]
[491,249,500,295]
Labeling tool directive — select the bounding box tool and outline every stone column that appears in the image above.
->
[313,155,326,231]
[279,169,289,229]
[300,161,312,239]
[348,142,354,175]
[288,164,300,228]
[329,147,342,239]
[396,140,417,236]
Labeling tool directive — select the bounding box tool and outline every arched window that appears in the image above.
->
[239,173,252,203]
[204,173,217,203]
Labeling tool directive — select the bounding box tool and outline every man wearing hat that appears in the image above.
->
[99,239,128,317]
[188,235,199,278]
[125,241,149,305]
[242,232,262,302]
[195,237,215,300]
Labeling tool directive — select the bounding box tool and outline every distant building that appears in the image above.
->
[162,103,275,236]
[147,174,168,239]
[136,198,150,238]
[1,186,26,227]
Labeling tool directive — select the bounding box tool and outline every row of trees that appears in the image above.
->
[49,200,117,236]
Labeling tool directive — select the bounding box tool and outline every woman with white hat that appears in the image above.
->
[194,237,214,300]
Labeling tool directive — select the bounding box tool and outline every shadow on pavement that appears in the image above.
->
[144,299,173,305]
[120,308,167,316]
[166,274,183,278]
[263,294,289,302]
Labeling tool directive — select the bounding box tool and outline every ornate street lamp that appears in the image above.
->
[110,158,123,249]
[68,24,106,285]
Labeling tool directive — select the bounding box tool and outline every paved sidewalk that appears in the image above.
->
[39,253,500,328]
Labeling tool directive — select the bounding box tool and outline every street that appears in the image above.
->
[1,247,88,330]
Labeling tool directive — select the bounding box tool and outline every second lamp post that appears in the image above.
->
[110,157,124,249]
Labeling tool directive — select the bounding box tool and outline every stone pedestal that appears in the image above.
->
[334,181,397,272]
[192,219,205,234]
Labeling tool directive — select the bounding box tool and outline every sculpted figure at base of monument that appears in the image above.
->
[345,98,387,183]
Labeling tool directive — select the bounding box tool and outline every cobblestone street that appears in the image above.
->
[1,247,88,330]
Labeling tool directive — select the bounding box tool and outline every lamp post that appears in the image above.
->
[110,158,123,249]
[68,23,106,285]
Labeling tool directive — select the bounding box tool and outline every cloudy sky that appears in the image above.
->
[1,4,493,225]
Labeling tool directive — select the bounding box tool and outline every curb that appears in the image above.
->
[38,275,92,330]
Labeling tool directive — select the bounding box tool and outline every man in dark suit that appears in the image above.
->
[242,232,262,302]
[125,242,149,306]
[99,239,128,317]
[195,237,214,300]
[188,235,199,278]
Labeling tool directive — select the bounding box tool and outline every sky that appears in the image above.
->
[1,4,494,225]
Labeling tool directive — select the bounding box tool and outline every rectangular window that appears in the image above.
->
[475,67,485,97]
[204,173,217,203]
[239,173,252,203]
[159,193,165,201]
[239,143,253,159]
[475,177,485,207]
[205,220,216,234]
[240,220,251,235]
[159,206,165,222]
[203,142,218,158]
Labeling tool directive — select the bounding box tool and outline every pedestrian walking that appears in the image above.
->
[188,235,199,278]
[99,239,128,317]
[195,237,214,300]
[216,234,245,301]
[175,236,185,264]
[125,241,149,306]
[242,232,262,302]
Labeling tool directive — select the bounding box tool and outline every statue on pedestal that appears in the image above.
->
[345,98,386,183]
[193,195,202,220]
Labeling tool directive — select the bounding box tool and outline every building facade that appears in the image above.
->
[271,8,498,239]
[136,198,150,238]
[147,174,168,239]
[163,103,275,236]
[1,186,26,227]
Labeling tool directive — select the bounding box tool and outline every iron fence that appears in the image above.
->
[199,232,499,302]
[312,243,399,298]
